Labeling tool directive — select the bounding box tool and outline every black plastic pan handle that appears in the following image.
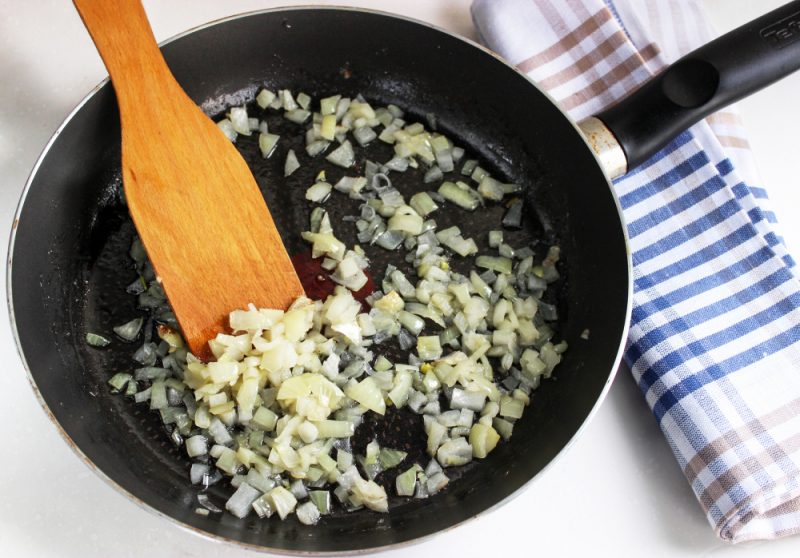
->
[584,0,800,177]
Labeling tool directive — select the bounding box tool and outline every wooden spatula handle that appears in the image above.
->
[74,0,175,114]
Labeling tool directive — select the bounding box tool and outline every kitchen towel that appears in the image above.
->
[472,0,800,543]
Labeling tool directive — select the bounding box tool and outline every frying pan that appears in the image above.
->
[8,3,800,554]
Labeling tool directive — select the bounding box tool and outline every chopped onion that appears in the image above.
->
[302,231,346,261]
[336,97,351,119]
[319,114,336,141]
[132,342,157,366]
[190,463,209,485]
[396,465,419,496]
[208,417,233,445]
[492,417,514,441]
[107,373,132,393]
[186,434,208,457]
[407,391,428,413]
[279,89,298,111]
[297,92,312,110]
[86,333,111,347]
[430,135,449,153]
[296,501,322,525]
[149,380,168,410]
[450,388,486,412]
[436,437,473,467]
[498,243,515,259]
[310,490,331,514]
[268,486,298,520]
[353,126,377,146]
[197,494,223,513]
[326,140,355,168]
[306,139,330,157]
[388,369,413,408]
[397,328,416,351]
[396,311,423,336]
[133,386,151,404]
[470,165,489,183]
[333,176,368,198]
[417,336,442,361]
[436,227,477,257]
[157,324,183,349]
[384,156,408,172]
[113,317,143,341]
[426,420,448,456]
[258,132,280,158]
[502,199,523,229]
[476,255,513,275]
[251,494,274,518]
[256,89,276,108]
[435,150,454,172]
[229,107,252,135]
[290,479,309,501]
[477,176,504,201]
[284,149,300,176]
[375,230,404,250]
[216,118,237,142]
[423,166,444,184]
[460,159,478,176]
[499,395,524,419]
[306,181,332,203]
[438,181,479,210]
[379,448,407,469]
[320,95,341,116]
[285,109,311,124]
[388,205,423,235]
[331,253,369,291]
[409,192,439,217]
[351,478,388,512]
[427,471,449,494]
[247,469,277,493]
[313,419,355,438]
[345,377,385,415]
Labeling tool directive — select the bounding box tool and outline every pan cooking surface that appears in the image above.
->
[10,8,630,552]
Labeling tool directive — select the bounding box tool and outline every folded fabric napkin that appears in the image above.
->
[472,0,800,543]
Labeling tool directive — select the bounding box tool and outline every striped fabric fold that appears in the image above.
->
[472,0,800,542]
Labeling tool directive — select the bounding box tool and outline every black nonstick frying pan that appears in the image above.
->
[9,3,800,554]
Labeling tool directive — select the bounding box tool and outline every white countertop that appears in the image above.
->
[2,1,799,556]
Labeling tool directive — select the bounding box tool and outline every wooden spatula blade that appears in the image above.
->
[123,108,305,357]
[74,0,305,358]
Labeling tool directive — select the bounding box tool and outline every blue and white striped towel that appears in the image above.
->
[472,0,800,542]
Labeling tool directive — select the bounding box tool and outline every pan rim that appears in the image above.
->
[6,4,633,555]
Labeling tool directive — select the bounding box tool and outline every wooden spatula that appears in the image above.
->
[73,0,305,359]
